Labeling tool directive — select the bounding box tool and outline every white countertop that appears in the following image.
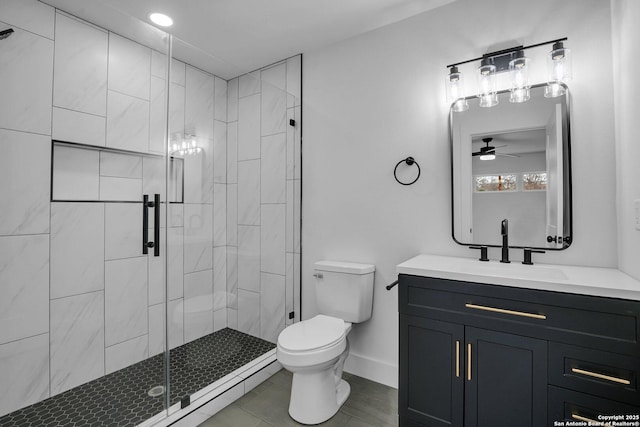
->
[397,254,640,301]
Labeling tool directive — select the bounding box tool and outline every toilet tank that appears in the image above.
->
[314,260,375,323]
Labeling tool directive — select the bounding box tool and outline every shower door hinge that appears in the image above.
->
[289,119,296,127]
[289,311,295,320]
[180,395,190,409]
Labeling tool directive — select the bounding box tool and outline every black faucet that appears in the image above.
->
[500,218,510,263]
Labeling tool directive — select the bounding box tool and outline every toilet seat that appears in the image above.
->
[278,315,350,353]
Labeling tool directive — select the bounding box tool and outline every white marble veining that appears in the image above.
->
[261,65,287,136]
[142,156,165,201]
[0,25,53,135]
[149,76,167,154]
[50,203,104,299]
[396,254,640,301]
[0,333,49,418]
[238,289,260,337]
[227,246,238,310]
[184,138,214,204]
[53,13,107,116]
[238,160,261,225]
[170,82,186,138]
[213,247,227,311]
[0,235,49,345]
[286,180,294,253]
[261,133,286,203]
[227,121,238,183]
[214,77,227,122]
[108,33,151,100]
[50,291,104,396]
[213,308,227,332]
[105,203,143,260]
[238,94,261,160]
[52,107,106,147]
[106,90,150,153]
[286,253,294,326]
[185,66,214,140]
[105,257,148,346]
[169,157,184,203]
[172,59,186,86]
[184,269,214,343]
[0,0,54,39]
[239,71,260,98]
[227,77,239,122]
[52,145,99,200]
[151,50,166,79]
[261,204,286,275]
[213,120,227,184]
[238,225,260,292]
[100,151,142,178]
[260,273,285,343]
[0,129,50,235]
[294,179,301,253]
[168,226,184,301]
[100,176,142,201]
[227,184,238,246]
[105,335,148,374]
[213,184,227,247]
[183,204,213,274]
[168,298,185,349]
[286,55,302,108]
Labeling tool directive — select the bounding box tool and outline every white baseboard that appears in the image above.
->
[344,352,398,389]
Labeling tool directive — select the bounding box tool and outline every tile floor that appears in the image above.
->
[198,370,398,427]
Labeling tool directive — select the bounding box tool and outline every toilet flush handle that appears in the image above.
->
[313,273,323,279]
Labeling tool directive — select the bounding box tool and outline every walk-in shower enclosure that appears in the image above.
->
[0,1,301,425]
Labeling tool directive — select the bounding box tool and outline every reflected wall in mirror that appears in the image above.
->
[451,83,572,250]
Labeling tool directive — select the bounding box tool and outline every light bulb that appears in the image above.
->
[545,41,572,98]
[479,154,496,161]
[509,52,530,103]
[477,61,498,108]
[446,66,469,112]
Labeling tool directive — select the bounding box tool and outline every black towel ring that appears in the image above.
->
[394,157,421,186]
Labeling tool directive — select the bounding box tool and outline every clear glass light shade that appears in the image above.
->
[509,56,531,103]
[544,82,566,98]
[479,153,496,161]
[477,63,498,107]
[446,68,469,112]
[510,87,530,103]
[547,47,572,83]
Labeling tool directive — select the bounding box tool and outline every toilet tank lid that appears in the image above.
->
[314,260,375,275]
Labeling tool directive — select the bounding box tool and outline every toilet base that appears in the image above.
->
[288,373,351,425]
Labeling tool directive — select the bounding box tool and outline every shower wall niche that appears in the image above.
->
[0,0,301,421]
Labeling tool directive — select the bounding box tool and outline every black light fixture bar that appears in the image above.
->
[445,37,567,69]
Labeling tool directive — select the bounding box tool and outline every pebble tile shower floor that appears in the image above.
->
[0,328,275,427]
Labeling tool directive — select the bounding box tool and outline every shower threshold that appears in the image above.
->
[0,328,275,427]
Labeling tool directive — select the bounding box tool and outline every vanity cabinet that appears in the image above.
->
[398,274,640,427]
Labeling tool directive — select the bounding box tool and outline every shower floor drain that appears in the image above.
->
[147,385,165,397]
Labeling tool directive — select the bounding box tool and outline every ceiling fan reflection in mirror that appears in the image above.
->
[472,137,519,160]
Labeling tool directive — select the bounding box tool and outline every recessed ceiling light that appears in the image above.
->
[149,13,173,27]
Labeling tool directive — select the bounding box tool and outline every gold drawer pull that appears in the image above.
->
[572,413,612,426]
[465,303,546,320]
[571,367,631,385]
[467,343,472,381]
[455,341,460,378]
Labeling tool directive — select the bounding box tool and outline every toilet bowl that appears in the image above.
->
[277,315,353,425]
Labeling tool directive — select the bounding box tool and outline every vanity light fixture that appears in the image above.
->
[170,134,202,156]
[149,12,173,27]
[446,37,570,109]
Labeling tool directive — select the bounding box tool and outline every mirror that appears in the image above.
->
[451,83,572,250]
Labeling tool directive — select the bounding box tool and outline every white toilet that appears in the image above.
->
[277,260,375,425]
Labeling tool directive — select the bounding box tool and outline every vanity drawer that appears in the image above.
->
[548,386,640,425]
[549,342,640,406]
[400,275,640,354]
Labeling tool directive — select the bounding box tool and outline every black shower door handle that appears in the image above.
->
[142,194,160,257]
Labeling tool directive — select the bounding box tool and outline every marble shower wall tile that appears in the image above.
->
[105,203,142,260]
[105,335,148,374]
[261,204,286,275]
[213,183,227,247]
[50,202,104,299]
[169,82,186,139]
[148,244,165,307]
[151,50,166,79]
[238,289,260,338]
[260,273,285,343]
[52,145,99,200]
[227,121,238,183]
[238,225,260,293]
[172,59,186,86]
[261,64,287,136]
[286,180,294,253]
[142,156,165,200]
[0,129,50,235]
[184,204,213,273]
[99,177,142,201]
[227,77,239,122]
[213,121,227,183]
[148,303,164,357]
[149,76,167,154]
[0,25,53,135]
[53,13,107,116]
[294,253,301,323]
[50,291,104,396]
[0,333,49,418]
[286,55,302,108]
[108,33,151,100]
[294,179,301,253]
[183,138,214,204]
[286,108,295,180]
[213,247,227,311]
[227,308,238,330]
[293,106,302,180]
[227,184,238,246]
[213,308,227,332]
[168,298,184,349]
[52,107,106,147]
[106,90,150,153]
[214,77,227,122]
[227,246,238,310]
[184,269,214,343]
[0,0,54,39]
[185,66,214,140]
[168,226,184,301]
[105,257,148,346]
[261,133,286,204]
[261,63,286,91]
[286,253,294,326]
[101,151,142,178]
[238,159,260,226]
[238,94,261,161]
[0,235,49,345]
[238,71,260,98]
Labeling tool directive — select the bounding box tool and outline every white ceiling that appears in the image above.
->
[41,0,455,79]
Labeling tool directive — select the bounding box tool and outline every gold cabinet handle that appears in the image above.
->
[571,368,631,385]
[465,303,546,320]
[572,413,612,426]
[467,343,472,381]
[455,341,460,378]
